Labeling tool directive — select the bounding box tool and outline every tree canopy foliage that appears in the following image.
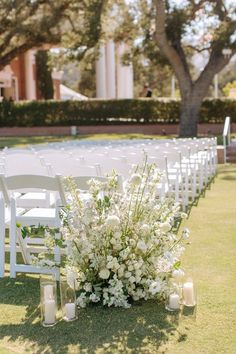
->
[0,0,105,69]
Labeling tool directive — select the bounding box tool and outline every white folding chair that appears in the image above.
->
[0,174,63,278]
[0,193,5,277]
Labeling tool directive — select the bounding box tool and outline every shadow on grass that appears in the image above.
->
[217,166,236,181]
[0,276,186,354]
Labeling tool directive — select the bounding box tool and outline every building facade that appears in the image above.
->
[0,41,134,101]
[0,50,62,101]
[96,41,133,99]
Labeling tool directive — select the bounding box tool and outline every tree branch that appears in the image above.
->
[153,0,192,96]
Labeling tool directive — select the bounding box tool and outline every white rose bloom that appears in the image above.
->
[140,224,150,235]
[130,173,142,186]
[149,281,162,295]
[160,222,171,233]
[129,276,136,283]
[106,215,120,228]
[110,237,117,245]
[172,269,185,281]
[124,271,132,278]
[118,268,124,277]
[129,239,136,247]
[99,269,110,280]
[89,293,100,303]
[107,262,113,269]
[76,293,87,308]
[137,240,147,252]
[114,231,122,239]
[84,282,92,292]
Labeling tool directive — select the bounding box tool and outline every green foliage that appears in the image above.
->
[222,80,236,97]
[0,0,105,69]
[0,98,235,127]
[35,51,54,100]
[199,99,236,123]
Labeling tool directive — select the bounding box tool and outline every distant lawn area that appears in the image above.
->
[0,134,176,149]
[0,165,236,353]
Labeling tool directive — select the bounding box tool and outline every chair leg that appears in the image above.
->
[0,199,5,277]
[10,199,16,278]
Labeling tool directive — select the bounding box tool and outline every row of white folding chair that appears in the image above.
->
[72,150,191,209]
[0,173,113,278]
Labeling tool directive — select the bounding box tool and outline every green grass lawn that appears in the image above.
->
[0,134,176,149]
[0,165,236,353]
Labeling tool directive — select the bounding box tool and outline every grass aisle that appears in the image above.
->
[162,164,236,354]
[0,165,236,354]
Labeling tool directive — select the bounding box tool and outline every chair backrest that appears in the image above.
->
[0,174,10,206]
[5,174,61,191]
[0,174,63,206]
[58,175,123,206]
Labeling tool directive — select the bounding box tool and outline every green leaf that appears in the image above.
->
[173,261,181,269]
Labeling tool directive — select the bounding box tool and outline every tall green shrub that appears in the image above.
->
[35,50,54,100]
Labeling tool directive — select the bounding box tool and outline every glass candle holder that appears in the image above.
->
[40,276,58,327]
[181,279,197,319]
[165,291,181,312]
[60,279,77,322]
[182,279,197,307]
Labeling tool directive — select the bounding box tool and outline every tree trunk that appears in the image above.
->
[179,90,203,137]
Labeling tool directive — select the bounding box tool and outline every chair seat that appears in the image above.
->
[23,207,56,217]
[5,207,25,224]
[16,208,59,227]
[17,192,55,208]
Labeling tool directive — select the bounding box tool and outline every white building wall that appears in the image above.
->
[116,43,133,99]
[96,45,107,98]
[116,43,126,98]
[24,50,37,100]
[105,40,116,98]
[96,41,133,99]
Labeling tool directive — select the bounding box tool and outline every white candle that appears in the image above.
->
[169,293,180,310]
[44,284,54,300]
[183,281,195,306]
[44,299,56,324]
[65,302,76,320]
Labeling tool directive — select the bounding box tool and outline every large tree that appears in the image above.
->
[115,0,236,136]
[0,0,105,70]
[153,0,236,136]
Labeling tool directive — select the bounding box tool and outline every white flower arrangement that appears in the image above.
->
[38,158,189,308]
[57,159,189,308]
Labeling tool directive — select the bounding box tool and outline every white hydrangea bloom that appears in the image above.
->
[137,240,148,252]
[99,269,110,280]
[160,222,172,233]
[130,173,142,186]
[149,280,162,295]
[106,215,120,228]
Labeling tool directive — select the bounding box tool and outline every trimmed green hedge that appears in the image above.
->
[0,98,235,127]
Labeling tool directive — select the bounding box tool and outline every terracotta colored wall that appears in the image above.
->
[0,123,228,137]
[11,54,26,100]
